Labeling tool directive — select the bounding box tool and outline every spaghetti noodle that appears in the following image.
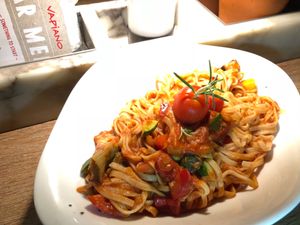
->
[77,60,280,217]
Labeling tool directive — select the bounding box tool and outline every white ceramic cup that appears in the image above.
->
[127,0,177,38]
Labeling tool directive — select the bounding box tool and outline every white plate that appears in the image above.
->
[34,37,300,225]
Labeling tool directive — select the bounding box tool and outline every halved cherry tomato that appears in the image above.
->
[198,95,224,112]
[172,86,209,124]
[88,194,122,217]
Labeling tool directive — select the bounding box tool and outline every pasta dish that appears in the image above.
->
[77,60,280,217]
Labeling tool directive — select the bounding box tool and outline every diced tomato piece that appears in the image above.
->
[154,134,168,150]
[153,196,168,208]
[170,168,193,200]
[153,196,181,216]
[155,152,179,182]
[166,198,181,216]
[87,194,122,217]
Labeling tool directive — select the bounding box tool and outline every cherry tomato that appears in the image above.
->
[172,86,209,124]
[198,95,224,112]
[88,194,122,217]
[170,168,193,200]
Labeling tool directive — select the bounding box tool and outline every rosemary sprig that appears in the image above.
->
[174,60,228,103]
[173,72,195,92]
[208,60,212,83]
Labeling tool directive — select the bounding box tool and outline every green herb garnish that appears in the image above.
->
[179,153,209,177]
[209,113,223,132]
[196,161,208,177]
[180,153,202,174]
[174,60,228,104]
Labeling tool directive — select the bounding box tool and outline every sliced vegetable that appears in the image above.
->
[89,139,119,183]
[171,155,182,162]
[242,78,256,90]
[209,113,223,132]
[143,119,158,135]
[80,158,91,178]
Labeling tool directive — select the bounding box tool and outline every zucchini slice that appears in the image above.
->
[142,119,158,135]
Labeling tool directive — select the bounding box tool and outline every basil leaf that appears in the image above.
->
[180,154,202,174]
[209,113,222,132]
